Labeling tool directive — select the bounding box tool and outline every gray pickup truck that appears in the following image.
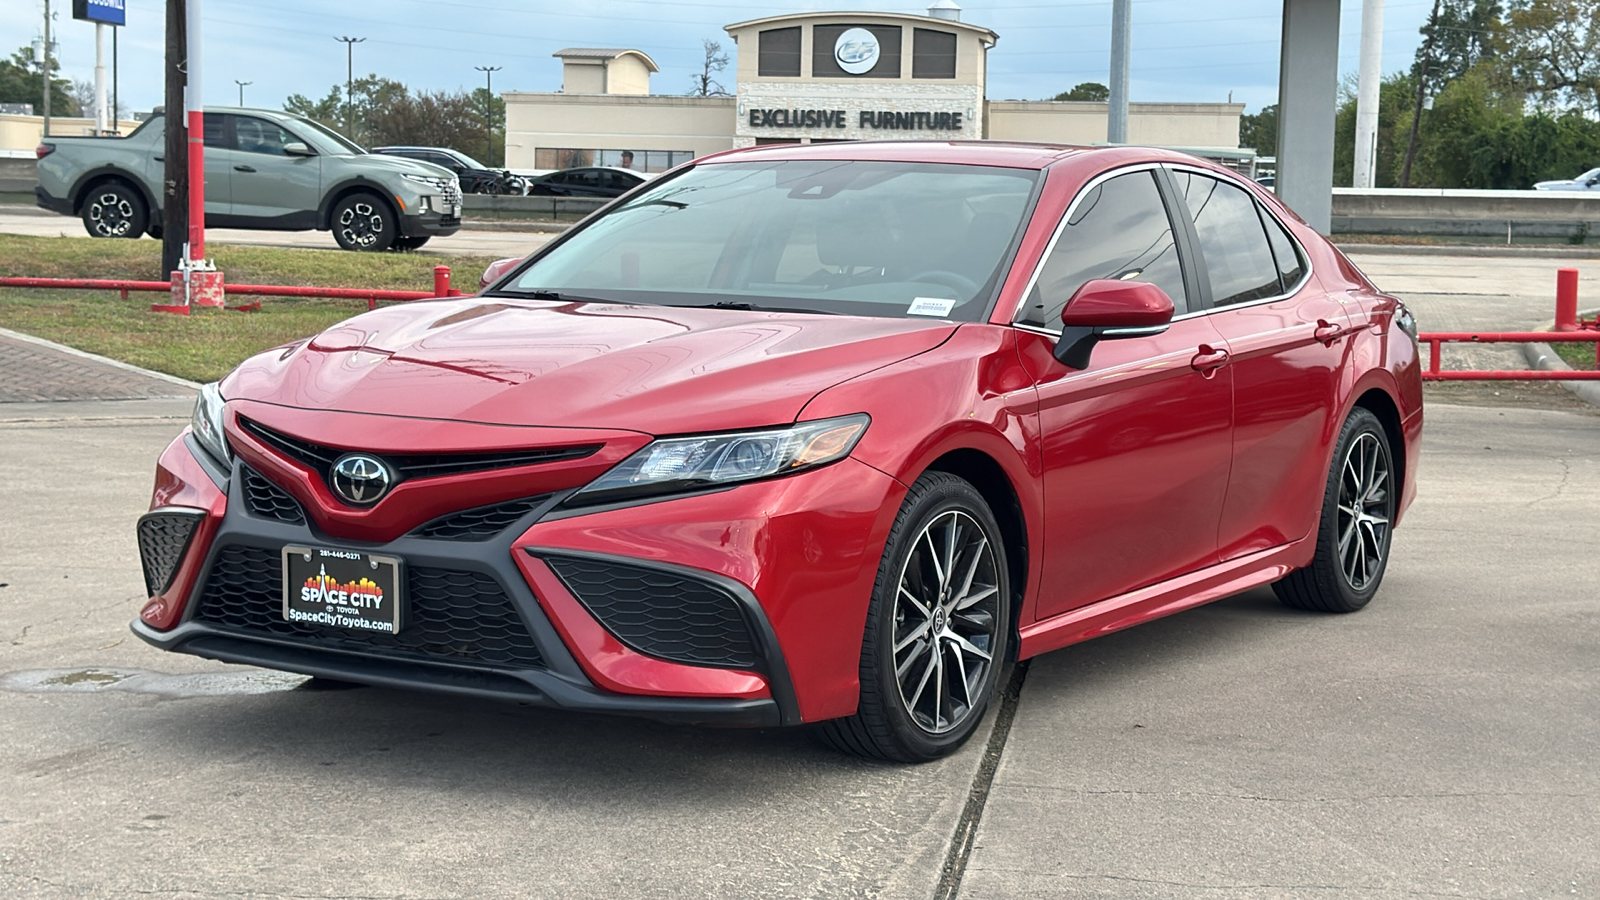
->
[35,107,463,251]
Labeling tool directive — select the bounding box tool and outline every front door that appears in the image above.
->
[226,115,321,228]
[1017,168,1235,621]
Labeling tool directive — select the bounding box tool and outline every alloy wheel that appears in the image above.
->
[338,202,384,249]
[892,509,1001,735]
[87,191,135,237]
[1337,431,1391,592]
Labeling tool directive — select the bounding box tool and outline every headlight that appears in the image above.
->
[569,414,870,506]
[401,173,446,190]
[190,382,231,465]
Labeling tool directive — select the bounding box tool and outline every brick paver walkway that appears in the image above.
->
[0,333,194,403]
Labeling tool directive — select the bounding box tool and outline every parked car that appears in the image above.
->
[34,106,462,251]
[134,142,1422,762]
[1533,168,1600,191]
[371,145,525,195]
[525,166,646,198]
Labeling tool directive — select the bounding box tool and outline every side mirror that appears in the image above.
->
[283,141,315,157]
[1053,279,1175,368]
[479,257,522,291]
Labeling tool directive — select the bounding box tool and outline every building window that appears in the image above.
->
[912,29,957,79]
[759,27,802,77]
[534,148,695,173]
[812,25,902,79]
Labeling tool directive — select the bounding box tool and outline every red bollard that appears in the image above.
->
[433,265,451,298]
[1555,268,1579,331]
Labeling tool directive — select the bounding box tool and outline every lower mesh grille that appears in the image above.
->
[195,545,544,669]
[241,466,306,524]
[136,510,204,596]
[545,555,758,669]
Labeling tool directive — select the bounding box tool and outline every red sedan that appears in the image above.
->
[134,142,1422,762]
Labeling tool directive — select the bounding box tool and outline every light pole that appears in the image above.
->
[235,79,252,106]
[475,65,501,164]
[335,36,365,138]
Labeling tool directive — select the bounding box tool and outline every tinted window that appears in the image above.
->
[1173,172,1282,306]
[912,29,957,79]
[234,116,296,156]
[571,170,602,188]
[202,115,229,149]
[1260,208,1306,290]
[813,25,902,78]
[1021,170,1187,327]
[759,27,802,77]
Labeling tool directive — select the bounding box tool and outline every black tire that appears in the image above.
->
[146,222,163,240]
[330,192,397,252]
[80,181,147,239]
[1273,407,1396,613]
[391,235,431,251]
[818,471,1012,762]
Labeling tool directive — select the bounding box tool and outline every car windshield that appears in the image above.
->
[450,150,488,170]
[500,159,1039,321]
[292,117,366,155]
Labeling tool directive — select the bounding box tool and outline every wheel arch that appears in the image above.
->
[921,447,1029,660]
[1350,385,1407,510]
[69,167,158,217]
[317,179,400,230]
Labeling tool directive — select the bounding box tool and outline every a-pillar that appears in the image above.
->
[1276,0,1341,234]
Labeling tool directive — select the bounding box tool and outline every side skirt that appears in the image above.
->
[1017,538,1312,659]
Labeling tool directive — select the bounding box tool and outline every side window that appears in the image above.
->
[1259,207,1307,290]
[1020,170,1188,328]
[234,116,292,156]
[1173,172,1283,306]
[573,170,602,188]
[202,115,230,150]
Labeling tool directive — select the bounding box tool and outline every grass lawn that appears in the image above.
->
[0,235,497,383]
[1553,338,1598,370]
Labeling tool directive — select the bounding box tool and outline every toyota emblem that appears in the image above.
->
[329,453,394,506]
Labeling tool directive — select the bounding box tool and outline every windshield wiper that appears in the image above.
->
[615,199,688,212]
[683,300,840,315]
[488,288,613,303]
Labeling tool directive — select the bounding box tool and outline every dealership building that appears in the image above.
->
[503,4,1248,174]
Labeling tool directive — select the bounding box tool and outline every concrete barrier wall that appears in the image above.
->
[0,157,36,194]
[460,194,607,220]
[1331,187,1600,238]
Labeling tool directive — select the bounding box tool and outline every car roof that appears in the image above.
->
[696,140,1210,172]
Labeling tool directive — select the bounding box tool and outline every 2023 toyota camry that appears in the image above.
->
[134,142,1422,762]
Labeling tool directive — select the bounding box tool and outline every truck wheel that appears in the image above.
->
[331,192,396,252]
[81,182,147,239]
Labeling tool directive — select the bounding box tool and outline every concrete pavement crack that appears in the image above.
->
[932,659,1029,900]
[1526,457,1572,506]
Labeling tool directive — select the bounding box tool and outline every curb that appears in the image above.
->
[1519,308,1600,408]
[1337,243,1600,259]
[0,325,203,391]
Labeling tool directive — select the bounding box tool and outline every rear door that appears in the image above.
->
[1167,168,1355,559]
[1015,166,1235,620]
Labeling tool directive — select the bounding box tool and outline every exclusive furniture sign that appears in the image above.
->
[748,109,966,131]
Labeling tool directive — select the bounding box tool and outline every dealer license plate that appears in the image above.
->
[282,545,402,634]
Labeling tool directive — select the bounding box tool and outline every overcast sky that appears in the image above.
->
[8,0,1435,116]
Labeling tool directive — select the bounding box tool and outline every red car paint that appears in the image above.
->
[135,142,1421,729]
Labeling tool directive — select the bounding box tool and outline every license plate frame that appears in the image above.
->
[281,545,403,635]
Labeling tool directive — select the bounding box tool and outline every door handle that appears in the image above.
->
[153,156,163,162]
[1314,319,1345,345]
[1190,344,1230,373]
[233,165,256,173]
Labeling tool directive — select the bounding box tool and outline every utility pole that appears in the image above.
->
[1107,0,1131,144]
[475,65,501,164]
[41,0,52,137]
[1400,0,1442,188]
[235,79,251,106]
[1353,0,1385,189]
[335,36,365,139]
[162,0,188,280]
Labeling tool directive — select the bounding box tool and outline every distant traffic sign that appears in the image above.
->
[72,0,125,26]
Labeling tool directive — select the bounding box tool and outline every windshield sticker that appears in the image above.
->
[907,297,957,318]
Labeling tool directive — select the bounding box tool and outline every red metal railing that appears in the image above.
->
[0,265,462,311]
[1418,331,1600,381]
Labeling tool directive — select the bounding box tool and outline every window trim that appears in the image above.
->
[1008,162,1191,334]
[1163,162,1314,315]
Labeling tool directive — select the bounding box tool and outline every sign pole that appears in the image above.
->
[94,22,107,133]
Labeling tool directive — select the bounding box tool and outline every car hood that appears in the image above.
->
[1533,180,1584,190]
[344,153,455,180]
[222,298,959,433]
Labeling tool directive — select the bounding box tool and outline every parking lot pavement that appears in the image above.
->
[0,209,554,258]
[961,403,1600,899]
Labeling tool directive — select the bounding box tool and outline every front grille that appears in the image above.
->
[238,418,600,482]
[240,466,306,524]
[136,510,204,596]
[545,555,758,669]
[194,545,544,669]
[412,496,549,541]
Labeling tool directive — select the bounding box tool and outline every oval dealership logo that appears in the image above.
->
[834,28,881,75]
[329,453,394,506]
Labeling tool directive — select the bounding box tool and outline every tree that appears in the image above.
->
[1240,104,1278,156]
[68,79,96,118]
[1051,82,1109,102]
[689,40,729,97]
[284,76,507,165]
[0,46,76,116]
[1422,0,1506,85]
[1333,75,1416,186]
[1504,0,1600,113]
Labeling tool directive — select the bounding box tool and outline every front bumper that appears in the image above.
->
[399,210,462,238]
[135,429,903,726]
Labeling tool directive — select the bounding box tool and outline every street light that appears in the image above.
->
[335,36,366,138]
[235,79,252,106]
[475,65,501,164]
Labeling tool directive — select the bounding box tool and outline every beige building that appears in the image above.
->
[502,5,1246,174]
